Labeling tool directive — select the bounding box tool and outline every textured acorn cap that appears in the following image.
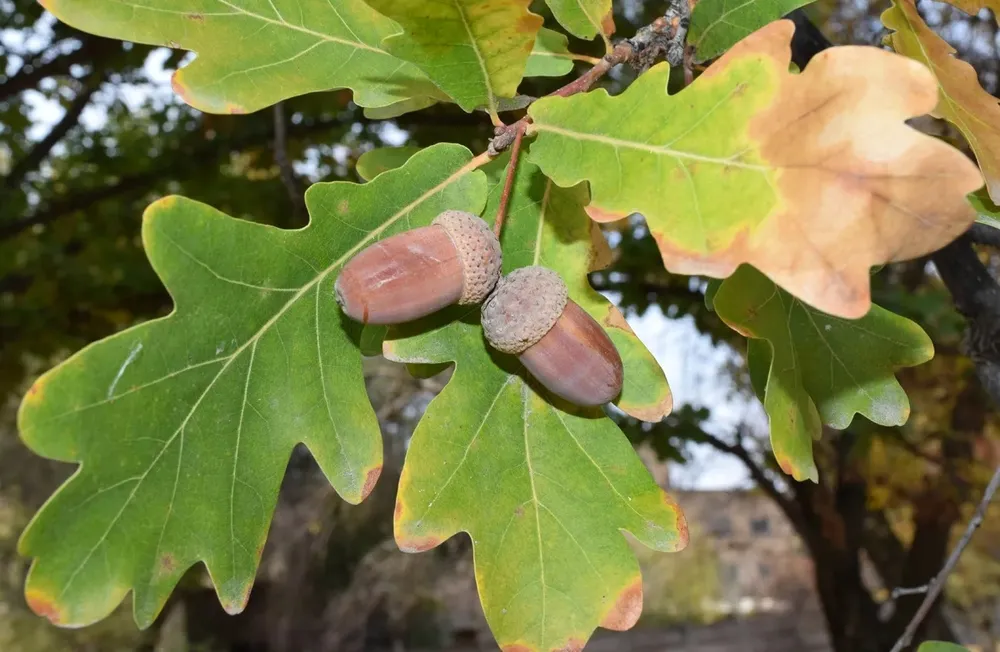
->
[481,266,569,354]
[433,210,502,305]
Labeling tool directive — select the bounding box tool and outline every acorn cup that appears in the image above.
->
[481,266,624,407]
[335,210,502,325]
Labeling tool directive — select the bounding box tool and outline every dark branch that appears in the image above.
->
[968,223,1000,248]
[3,69,103,191]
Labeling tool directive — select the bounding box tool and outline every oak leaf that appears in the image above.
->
[713,266,933,481]
[527,20,984,319]
[883,0,1000,203]
[16,144,487,628]
[40,0,440,114]
[366,0,543,117]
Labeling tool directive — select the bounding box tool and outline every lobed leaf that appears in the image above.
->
[543,0,613,44]
[17,144,488,628]
[365,0,543,117]
[41,0,441,114]
[689,0,816,61]
[527,20,983,319]
[384,315,686,651]
[971,189,1000,231]
[713,265,934,481]
[918,645,971,652]
[883,0,1000,203]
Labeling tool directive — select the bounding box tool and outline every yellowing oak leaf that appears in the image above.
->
[366,0,543,117]
[939,0,1000,16]
[544,0,613,45]
[883,0,1000,203]
[527,20,983,319]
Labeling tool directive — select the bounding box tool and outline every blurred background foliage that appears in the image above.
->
[2,0,1000,650]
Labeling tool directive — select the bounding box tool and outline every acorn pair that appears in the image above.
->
[335,210,623,407]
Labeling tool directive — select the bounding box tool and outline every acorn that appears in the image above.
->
[335,210,502,325]
[481,266,624,406]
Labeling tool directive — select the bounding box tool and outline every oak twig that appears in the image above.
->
[493,122,526,239]
[272,102,306,218]
[487,1,690,157]
[889,464,1000,652]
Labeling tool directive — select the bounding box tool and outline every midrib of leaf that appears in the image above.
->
[452,0,498,118]
[522,384,547,644]
[893,4,996,146]
[52,153,488,599]
[530,123,768,171]
[212,0,386,54]
[532,181,553,265]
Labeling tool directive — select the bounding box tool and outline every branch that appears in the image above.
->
[889,464,1000,652]
[968,223,1000,248]
[3,68,103,191]
[272,101,306,218]
[698,430,807,530]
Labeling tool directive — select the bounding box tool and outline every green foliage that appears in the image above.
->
[917,644,971,652]
[971,190,1000,230]
[384,314,685,650]
[365,0,542,116]
[17,144,485,627]
[712,266,934,481]
[543,0,612,42]
[689,0,816,61]
[40,0,441,114]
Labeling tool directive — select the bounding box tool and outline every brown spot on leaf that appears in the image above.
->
[225,103,247,115]
[396,534,442,553]
[337,199,349,215]
[514,505,524,518]
[170,73,190,103]
[160,554,177,573]
[588,223,614,271]
[166,40,180,49]
[186,12,204,22]
[393,500,404,521]
[601,11,616,37]
[502,645,533,652]
[584,205,628,223]
[661,490,691,549]
[601,579,643,631]
[361,465,381,501]
[26,589,63,624]
[556,638,586,652]
[602,307,631,333]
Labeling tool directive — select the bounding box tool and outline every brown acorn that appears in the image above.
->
[481,266,624,406]
[335,210,502,325]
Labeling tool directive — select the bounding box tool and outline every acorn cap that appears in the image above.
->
[433,210,502,305]
[481,266,568,354]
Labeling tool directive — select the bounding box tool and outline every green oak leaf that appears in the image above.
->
[527,21,982,320]
[523,27,578,78]
[482,155,673,421]
[384,315,687,651]
[361,28,576,120]
[713,265,933,481]
[543,0,612,43]
[918,644,971,652]
[356,146,424,181]
[366,0,543,117]
[689,0,816,61]
[971,189,1000,231]
[41,0,444,114]
[17,143,487,628]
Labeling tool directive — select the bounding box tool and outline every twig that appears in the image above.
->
[493,122,525,239]
[889,464,1000,652]
[891,585,930,599]
[488,2,690,157]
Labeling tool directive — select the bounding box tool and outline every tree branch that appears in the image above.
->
[272,101,306,219]
[3,68,103,191]
[889,464,1000,652]
[967,223,1000,248]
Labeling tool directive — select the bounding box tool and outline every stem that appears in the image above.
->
[493,122,526,238]
[889,464,1000,652]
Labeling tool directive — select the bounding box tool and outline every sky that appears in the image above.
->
[3,19,758,491]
